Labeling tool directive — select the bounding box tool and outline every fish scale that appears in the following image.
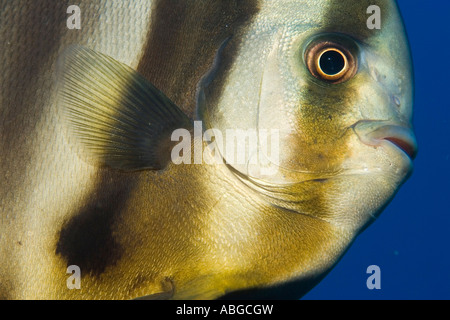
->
[0,0,416,299]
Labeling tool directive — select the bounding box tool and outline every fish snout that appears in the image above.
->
[353,120,417,161]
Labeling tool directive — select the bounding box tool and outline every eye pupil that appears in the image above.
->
[305,38,357,84]
[319,50,345,75]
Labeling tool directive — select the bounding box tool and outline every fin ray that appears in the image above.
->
[57,46,192,170]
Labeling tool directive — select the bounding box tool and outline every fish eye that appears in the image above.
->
[305,40,357,84]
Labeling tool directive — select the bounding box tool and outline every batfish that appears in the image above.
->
[0,0,416,299]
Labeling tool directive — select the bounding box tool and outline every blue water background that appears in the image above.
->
[303,0,450,299]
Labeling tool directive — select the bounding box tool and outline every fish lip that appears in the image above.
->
[353,120,418,160]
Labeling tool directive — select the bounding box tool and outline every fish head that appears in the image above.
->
[198,0,416,232]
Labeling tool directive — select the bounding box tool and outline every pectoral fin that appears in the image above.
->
[56,46,192,171]
[133,278,175,300]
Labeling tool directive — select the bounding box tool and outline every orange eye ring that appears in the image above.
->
[305,41,357,84]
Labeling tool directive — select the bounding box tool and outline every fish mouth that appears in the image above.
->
[353,121,417,160]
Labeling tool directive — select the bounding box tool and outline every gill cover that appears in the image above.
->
[199,0,414,187]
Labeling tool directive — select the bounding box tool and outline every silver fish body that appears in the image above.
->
[0,0,416,299]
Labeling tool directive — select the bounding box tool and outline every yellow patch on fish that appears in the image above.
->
[0,0,416,299]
